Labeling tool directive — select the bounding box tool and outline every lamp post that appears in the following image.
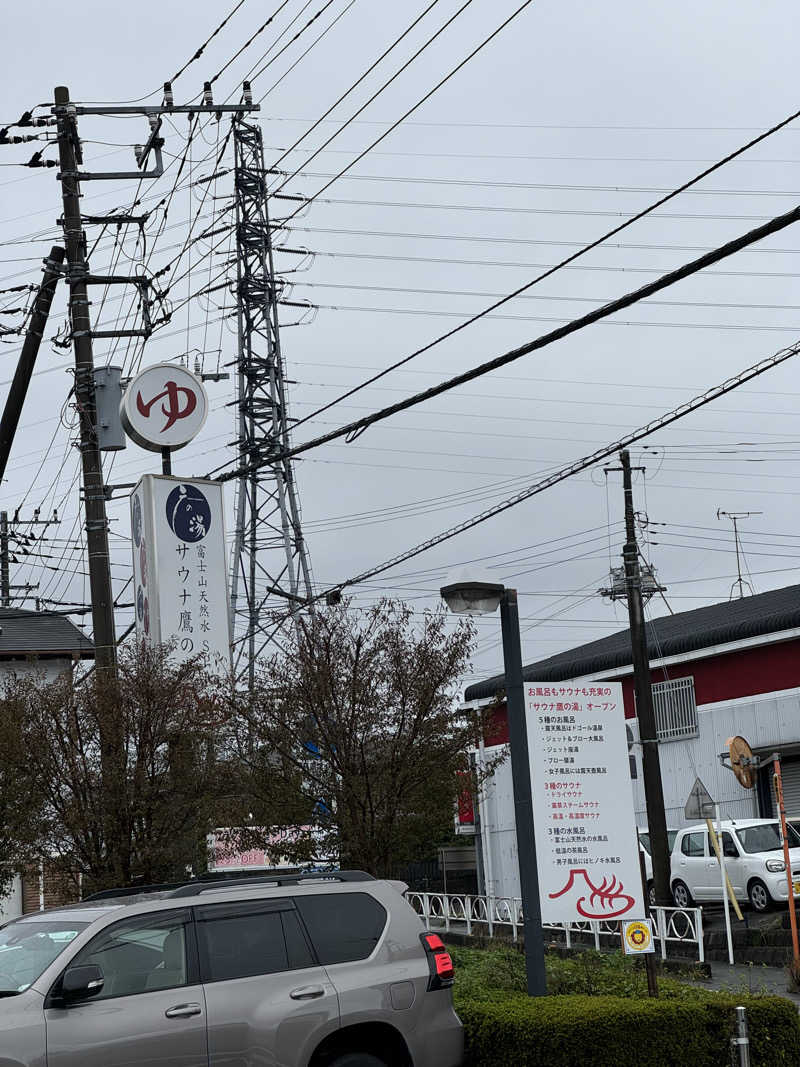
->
[441,571,547,996]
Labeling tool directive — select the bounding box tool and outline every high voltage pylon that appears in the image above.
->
[229,118,313,686]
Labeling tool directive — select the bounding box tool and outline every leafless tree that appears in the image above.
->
[237,600,481,877]
[0,643,257,894]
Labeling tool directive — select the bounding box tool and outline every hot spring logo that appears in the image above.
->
[165,484,212,543]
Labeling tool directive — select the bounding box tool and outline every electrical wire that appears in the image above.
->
[259,200,800,464]
[313,335,800,599]
[286,103,800,434]
[271,0,531,197]
[270,0,444,167]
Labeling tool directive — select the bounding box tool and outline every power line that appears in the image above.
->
[285,104,800,433]
[247,0,339,85]
[272,0,536,212]
[208,0,295,86]
[255,1,358,101]
[170,0,251,85]
[320,336,800,597]
[276,192,782,221]
[288,169,800,198]
[269,0,447,168]
[258,200,800,463]
[293,278,800,314]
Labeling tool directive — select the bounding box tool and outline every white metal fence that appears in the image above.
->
[406,891,704,962]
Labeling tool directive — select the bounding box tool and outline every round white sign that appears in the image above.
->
[120,363,208,453]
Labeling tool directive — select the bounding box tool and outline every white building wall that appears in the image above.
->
[0,876,22,924]
[476,686,800,899]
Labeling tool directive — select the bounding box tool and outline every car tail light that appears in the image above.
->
[420,932,455,990]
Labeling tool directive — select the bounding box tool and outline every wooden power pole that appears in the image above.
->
[618,448,672,906]
[53,86,117,671]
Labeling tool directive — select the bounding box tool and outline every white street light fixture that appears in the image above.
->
[439,567,504,615]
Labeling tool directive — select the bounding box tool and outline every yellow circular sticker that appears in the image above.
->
[624,920,653,953]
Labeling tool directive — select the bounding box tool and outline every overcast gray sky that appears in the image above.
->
[3,0,800,689]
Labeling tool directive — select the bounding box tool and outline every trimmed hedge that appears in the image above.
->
[457,991,800,1067]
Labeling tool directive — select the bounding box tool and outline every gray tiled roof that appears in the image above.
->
[464,583,800,702]
[0,607,94,658]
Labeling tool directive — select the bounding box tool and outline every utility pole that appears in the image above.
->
[0,512,8,607]
[0,510,57,608]
[0,246,65,485]
[53,86,116,671]
[617,449,672,907]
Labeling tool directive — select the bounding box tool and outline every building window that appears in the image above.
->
[652,676,698,742]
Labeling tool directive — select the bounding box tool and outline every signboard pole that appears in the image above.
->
[710,804,734,965]
[638,848,658,997]
[772,753,800,971]
[161,448,172,476]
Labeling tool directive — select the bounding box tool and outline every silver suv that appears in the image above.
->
[0,870,463,1067]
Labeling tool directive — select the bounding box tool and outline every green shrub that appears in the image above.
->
[457,992,800,1067]
[448,946,800,1065]
[448,944,704,1001]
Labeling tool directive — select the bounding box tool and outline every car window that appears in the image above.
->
[639,831,678,855]
[296,893,387,965]
[69,912,190,1000]
[720,832,739,858]
[196,900,314,983]
[681,831,706,857]
[736,822,800,854]
[0,920,87,994]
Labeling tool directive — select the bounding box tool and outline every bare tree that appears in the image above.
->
[0,643,259,895]
[238,601,479,877]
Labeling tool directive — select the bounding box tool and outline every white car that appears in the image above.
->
[670,818,800,912]
[637,827,679,905]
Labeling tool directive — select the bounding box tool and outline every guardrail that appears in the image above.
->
[406,891,704,962]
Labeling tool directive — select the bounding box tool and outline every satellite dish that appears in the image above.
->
[727,735,756,789]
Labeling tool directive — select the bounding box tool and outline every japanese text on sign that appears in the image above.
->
[527,681,644,923]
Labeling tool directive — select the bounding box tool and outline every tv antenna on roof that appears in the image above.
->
[716,510,762,600]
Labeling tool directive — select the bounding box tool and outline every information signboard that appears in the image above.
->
[130,474,231,672]
[527,681,645,922]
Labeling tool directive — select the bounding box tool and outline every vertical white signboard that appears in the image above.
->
[130,474,231,672]
[527,681,644,922]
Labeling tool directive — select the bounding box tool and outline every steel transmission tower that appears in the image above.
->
[230,118,313,683]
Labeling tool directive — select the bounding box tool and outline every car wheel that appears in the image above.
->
[328,1056,387,1067]
[748,878,772,913]
[647,881,656,907]
[672,880,693,908]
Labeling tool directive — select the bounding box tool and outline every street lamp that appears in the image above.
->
[441,570,547,997]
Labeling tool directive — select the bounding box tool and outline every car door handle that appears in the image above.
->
[165,1003,203,1019]
[290,985,325,1000]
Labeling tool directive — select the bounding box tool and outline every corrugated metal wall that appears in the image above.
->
[630,692,800,829]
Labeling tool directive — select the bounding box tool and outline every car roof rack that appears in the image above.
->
[84,881,188,901]
[168,869,375,898]
[84,869,375,902]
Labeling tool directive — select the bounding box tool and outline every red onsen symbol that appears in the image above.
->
[549,867,635,919]
[136,380,197,433]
